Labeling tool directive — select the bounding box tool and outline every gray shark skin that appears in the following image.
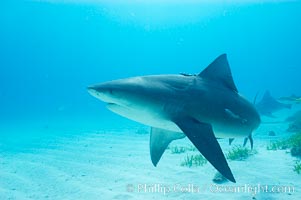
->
[88,54,260,183]
[256,90,292,118]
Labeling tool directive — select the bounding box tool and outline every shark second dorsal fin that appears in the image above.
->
[199,54,238,93]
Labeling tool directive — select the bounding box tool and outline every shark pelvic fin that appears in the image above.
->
[199,54,238,93]
[229,138,235,145]
[150,127,185,167]
[173,116,236,183]
[243,134,254,150]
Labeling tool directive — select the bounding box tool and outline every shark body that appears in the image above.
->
[256,90,292,118]
[88,54,260,183]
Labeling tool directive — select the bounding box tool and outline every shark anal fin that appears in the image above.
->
[150,127,185,167]
[173,117,236,183]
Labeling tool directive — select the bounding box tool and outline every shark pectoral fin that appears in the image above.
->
[173,117,236,183]
[150,127,185,167]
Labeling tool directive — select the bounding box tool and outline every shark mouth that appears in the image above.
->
[106,102,126,111]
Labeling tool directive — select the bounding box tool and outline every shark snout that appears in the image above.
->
[87,86,96,93]
[87,85,100,98]
[87,81,130,105]
[87,84,112,100]
[87,83,116,94]
[88,77,148,108]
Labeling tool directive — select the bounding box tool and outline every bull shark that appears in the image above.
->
[87,54,260,183]
[279,94,301,104]
[256,90,292,118]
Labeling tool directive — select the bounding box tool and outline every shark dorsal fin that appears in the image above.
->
[262,90,273,101]
[198,54,238,92]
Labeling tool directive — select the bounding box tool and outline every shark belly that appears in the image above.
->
[107,103,182,132]
[107,103,250,139]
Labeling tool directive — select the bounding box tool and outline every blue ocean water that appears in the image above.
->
[0,1,301,199]
[1,1,300,123]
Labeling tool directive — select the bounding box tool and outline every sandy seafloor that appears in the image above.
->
[1,105,301,200]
